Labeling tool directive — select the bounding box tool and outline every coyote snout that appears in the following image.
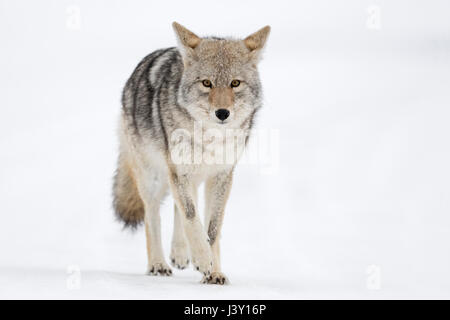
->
[209,87,234,122]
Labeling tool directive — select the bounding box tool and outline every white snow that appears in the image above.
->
[1,0,450,299]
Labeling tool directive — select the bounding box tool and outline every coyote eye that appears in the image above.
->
[230,80,240,88]
[202,80,212,88]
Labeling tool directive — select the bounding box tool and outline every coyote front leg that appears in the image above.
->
[168,170,213,277]
[170,204,190,269]
[203,170,233,284]
[134,168,172,276]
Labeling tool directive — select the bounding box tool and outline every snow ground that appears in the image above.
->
[1,0,450,299]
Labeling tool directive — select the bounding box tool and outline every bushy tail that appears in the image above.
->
[112,155,145,229]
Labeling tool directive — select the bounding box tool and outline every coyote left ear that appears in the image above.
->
[172,22,201,61]
[244,25,271,61]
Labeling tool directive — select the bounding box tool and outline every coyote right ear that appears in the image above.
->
[172,22,201,60]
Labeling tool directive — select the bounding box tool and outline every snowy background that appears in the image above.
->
[1,0,450,299]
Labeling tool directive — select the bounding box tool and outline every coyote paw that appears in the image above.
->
[147,262,172,276]
[190,245,213,276]
[170,242,190,270]
[202,272,228,285]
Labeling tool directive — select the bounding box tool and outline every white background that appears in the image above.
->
[1,0,450,299]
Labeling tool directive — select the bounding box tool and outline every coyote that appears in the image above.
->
[113,22,270,284]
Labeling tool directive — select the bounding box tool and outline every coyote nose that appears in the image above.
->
[215,109,230,121]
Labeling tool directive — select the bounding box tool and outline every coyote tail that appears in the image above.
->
[112,154,145,229]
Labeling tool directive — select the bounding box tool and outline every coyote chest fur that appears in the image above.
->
[113,22,270,284]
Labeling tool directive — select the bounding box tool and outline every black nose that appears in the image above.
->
[215,109,230,121]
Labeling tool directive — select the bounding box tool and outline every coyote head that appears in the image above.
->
[173,22,270,128]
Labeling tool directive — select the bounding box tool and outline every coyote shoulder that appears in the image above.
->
[113,22,270,284]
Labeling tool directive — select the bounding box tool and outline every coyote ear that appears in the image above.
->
[172,22,201,60]
[244,25,271,62]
